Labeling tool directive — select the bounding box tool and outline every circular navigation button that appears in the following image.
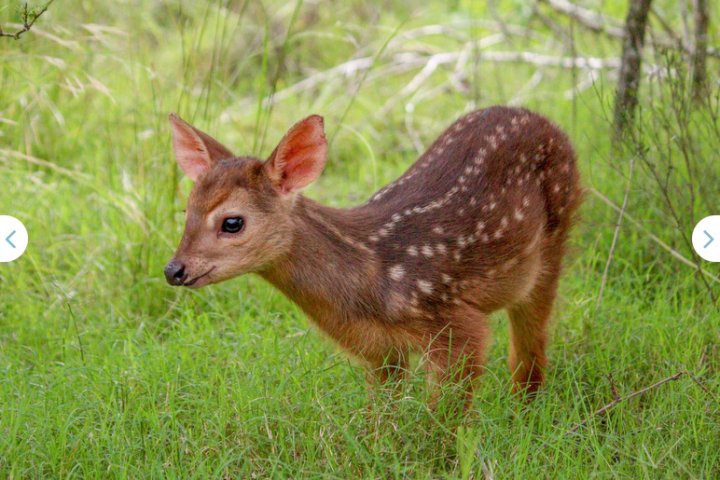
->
[0,215,29,263]
[692,215,720,262]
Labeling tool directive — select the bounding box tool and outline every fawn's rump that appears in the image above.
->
[362,106,581,310]
[334,107,581,372]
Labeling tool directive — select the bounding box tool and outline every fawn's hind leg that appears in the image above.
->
[507,250,563,395]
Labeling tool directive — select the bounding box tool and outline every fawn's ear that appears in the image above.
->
[169,113,234,181]
[264,115,327,194]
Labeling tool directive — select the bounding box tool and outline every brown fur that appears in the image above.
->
[166,106,582,405]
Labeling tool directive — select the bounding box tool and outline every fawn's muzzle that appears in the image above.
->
[164,259,187,286]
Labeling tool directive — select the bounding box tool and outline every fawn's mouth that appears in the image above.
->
[183,267,215,288]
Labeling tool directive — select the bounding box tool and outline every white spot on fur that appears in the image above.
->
[389,264,405,281]
[486,135,499,150]
[433,226,444,235]
[417,280,433,295]
[407,245,418,256]
[436,243,447,254]
[369,235,379,243]
[422,245,434,257]
[441,273,452,284]
[514,208,525,221]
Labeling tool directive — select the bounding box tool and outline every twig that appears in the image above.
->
[228,49,625,115]
[649,6,686,51]
[541,0,720,58]
[607,374,620,401]
[684,370,715,399]
[589,188,720,285]
[595,155,635,310]
[539,0,625,38]
[565,371,686,436]
[0,0,54,40]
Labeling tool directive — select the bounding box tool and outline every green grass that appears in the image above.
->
[1,1,719,478]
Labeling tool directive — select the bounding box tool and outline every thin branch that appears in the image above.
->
[589,188,720,285]
[607,374,621,401]
[685,370,715,399]
[565,371,685,436]
[649,6,685,50]
[236,49,624,113]
[540,0,625,38]
[595,155,635,310]
[0,0,54,40]
[541,0,720,59]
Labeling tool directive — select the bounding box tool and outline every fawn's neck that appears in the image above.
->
[259,196,382,324]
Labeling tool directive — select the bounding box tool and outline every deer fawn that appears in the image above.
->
[164,106,581,405]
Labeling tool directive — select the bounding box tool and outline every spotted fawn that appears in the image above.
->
[164,106,582,404]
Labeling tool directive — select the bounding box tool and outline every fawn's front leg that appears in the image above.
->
[366,348,410,386]
[423,304,490,411]
[363,348,410,413]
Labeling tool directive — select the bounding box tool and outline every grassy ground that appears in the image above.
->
[1,1,719,478]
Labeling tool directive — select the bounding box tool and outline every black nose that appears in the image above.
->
[164,259,187,286]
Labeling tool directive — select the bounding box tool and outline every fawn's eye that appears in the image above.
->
[221,217,244,234]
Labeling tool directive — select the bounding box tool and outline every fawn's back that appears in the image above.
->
[335,106,580,321]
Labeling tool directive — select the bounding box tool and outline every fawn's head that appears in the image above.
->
[164,114,328,288]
